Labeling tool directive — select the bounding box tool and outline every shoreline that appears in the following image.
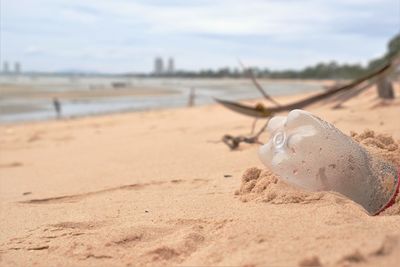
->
[0,79,329,124]
[0,88,324,126]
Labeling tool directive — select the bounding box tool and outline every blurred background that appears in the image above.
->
[1,0,399,123]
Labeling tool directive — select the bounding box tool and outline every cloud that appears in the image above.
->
[2,0,399,72]
[24,46,45,56]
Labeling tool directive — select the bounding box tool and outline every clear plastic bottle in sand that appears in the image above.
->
[259,109,399,215]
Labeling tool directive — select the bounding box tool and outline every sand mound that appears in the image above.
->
[351,129,400,167]
[352,130,400,216]
[235,167,325,204]
[236,130,400,216]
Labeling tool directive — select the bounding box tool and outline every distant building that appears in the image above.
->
[167,57,175,73]
[14,62,21,74]
[154,57,164,75]
[2,61,10,74]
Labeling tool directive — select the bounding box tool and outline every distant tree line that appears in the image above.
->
[15,34,399,79]
[150,33,400,80]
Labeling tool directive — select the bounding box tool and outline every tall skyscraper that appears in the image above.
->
[14,62,21,74]
[167,57,175,73]
[154,57,164,75]
[2,61,10,74]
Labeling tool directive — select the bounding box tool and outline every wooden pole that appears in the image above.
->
[188,87,196,107]
[376,77,395,99]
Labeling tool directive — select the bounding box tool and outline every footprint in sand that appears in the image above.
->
[2,221,105,252]
[27,132,43,142]
[0,162,23,168]
[20,179,209,205]
[20,181,168,204]
[296,235,399,266]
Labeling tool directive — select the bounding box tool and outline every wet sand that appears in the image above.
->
[0,83,178,100]
[0,78,328,122]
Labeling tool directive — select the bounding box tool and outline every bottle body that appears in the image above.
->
[259,109,399,215]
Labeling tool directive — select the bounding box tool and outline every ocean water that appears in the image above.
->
[0,75,323,123]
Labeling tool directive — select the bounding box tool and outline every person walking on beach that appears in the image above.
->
[188,87,196,107]
[52,97,62,119]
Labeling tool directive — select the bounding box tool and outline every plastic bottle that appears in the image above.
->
[258,109,399,215]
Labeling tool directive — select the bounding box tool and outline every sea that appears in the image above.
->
[0,75,324,123]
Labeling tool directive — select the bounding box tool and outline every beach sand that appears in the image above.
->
[0,84,400,266]
[0,84,179,99]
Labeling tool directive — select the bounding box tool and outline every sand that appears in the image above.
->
[0,84,178,100]
[0,84,400,266]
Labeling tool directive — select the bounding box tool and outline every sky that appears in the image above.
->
[1,0,399,73]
